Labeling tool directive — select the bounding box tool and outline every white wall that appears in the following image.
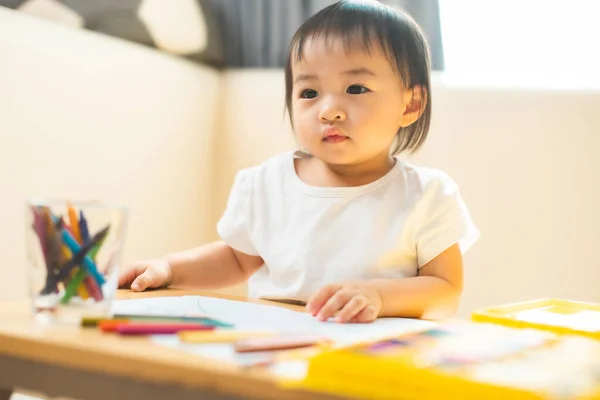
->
[0,8,223,301]
[218,70,600,316]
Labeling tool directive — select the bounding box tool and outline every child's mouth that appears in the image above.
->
[323,135,349,143]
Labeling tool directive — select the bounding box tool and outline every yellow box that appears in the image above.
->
[299,321,600,400]
[472,298,600,340]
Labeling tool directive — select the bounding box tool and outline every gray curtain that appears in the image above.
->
[1,0,227,68]
[385,0,444,70]
[207,0,444,69]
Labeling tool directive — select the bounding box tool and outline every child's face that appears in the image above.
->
[291,37,411,166]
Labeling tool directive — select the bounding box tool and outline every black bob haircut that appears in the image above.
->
[284,0,432,154]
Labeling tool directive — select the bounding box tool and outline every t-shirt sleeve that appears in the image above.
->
[216,169,259,256]
[415,173,480,267]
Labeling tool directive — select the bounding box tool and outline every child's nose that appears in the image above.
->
[318,98,346,122]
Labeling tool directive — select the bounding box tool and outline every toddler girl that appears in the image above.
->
[119,0,479,323]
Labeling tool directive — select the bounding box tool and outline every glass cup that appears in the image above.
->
[26,199,128,324]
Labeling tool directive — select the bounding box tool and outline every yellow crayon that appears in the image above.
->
[179,330,273,344]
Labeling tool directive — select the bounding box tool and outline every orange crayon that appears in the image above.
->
[67,203,82,244]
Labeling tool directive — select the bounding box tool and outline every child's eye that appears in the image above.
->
[300,89,318,99]
[346,85,370,95]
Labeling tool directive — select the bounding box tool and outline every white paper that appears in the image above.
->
[151,334,311,378]
[111,296,204,317]
[151,335,277,366]
[192,295,435,345]
[567,310,600,332]
[114,295,435,375]
[514,309,600,332]
[514,309,567,326]
[113,295,434,344]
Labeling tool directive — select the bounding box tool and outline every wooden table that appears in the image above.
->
[0,289,340,400]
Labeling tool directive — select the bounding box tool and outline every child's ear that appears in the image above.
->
[400,85,427,127]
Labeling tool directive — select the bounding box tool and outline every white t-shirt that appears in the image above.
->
[217,151,479,302]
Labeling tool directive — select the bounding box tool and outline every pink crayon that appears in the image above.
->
[116,323,215,336]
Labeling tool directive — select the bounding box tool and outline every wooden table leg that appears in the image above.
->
[0,387,12,400]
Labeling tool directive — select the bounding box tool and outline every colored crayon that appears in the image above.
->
[179,330,272,343]
[61,226,107,285]
[73,212,95,296]
[87,231,108,261]
[116,322,215,335]
[85,275,104,301]
[77,282,91,299]
[39,216,64,295]
[52,226,109,282]
[234,335,329,353]
[30,206,48,266]
[67,204,82,243]
[97,319,131,332]
[112,314,233,328]
[97,319,219,333]
[82,315,232,329]
[79,210,90,244]
[61,267,87,304]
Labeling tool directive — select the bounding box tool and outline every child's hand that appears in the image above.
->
[306,281,383,323]
[118,259,172,292]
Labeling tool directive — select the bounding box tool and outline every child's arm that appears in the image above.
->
[167,241,264,289]
[370,243,462,319]
[118,241,264,291]
[306,243,462,323]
